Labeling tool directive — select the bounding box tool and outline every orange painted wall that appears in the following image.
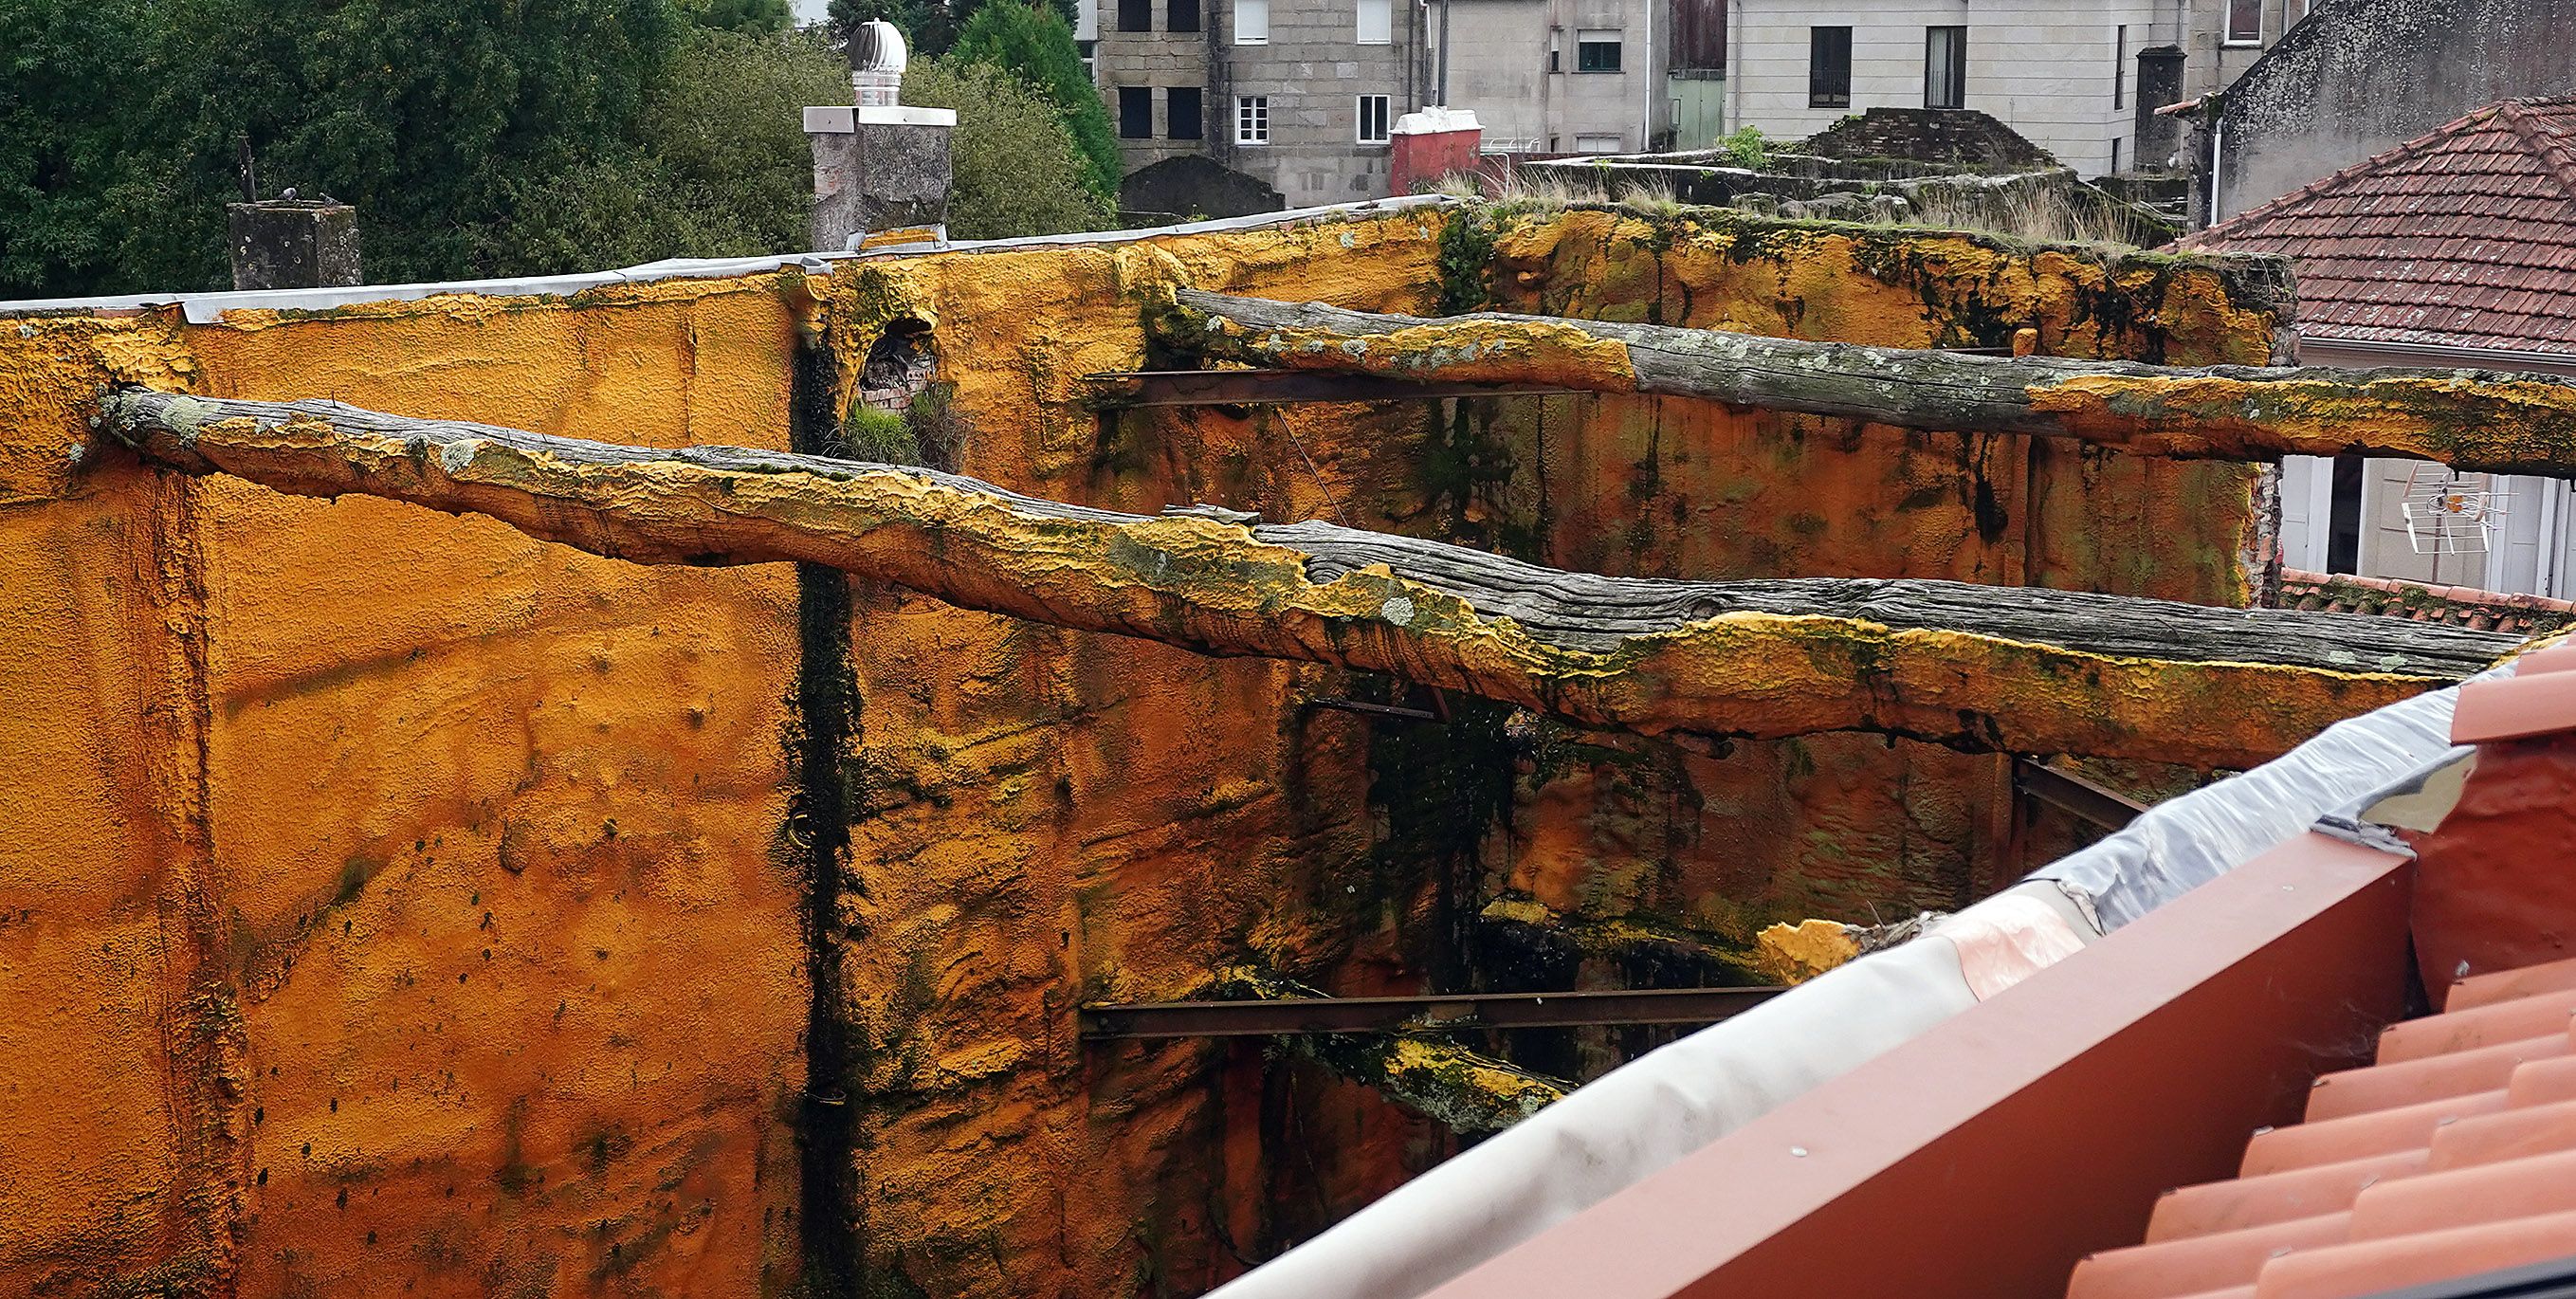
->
[0,203,2295,1298]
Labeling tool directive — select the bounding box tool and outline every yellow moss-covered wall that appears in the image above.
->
[1426,209,2283,943]
[0,201,2302,1299]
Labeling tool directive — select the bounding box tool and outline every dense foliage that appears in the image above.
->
[900,60,1111,239]
[947,1,1120,202]
[0,0,1117,299]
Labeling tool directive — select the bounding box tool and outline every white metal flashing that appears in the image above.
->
[802,104,958,132]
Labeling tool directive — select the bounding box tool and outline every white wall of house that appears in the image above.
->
[1434,0,1673,154]
[1726,0,2179,175]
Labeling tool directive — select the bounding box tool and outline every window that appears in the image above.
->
[1576,29,1622,72]
[1235,95,1270,144]
[1357,0,1390,44]
[1169,86,1204,139]
[1234,0,1267,43]
[1078,40,1097,82]
[1118,86,1154,138]
[1169,0,1200,32]
[2226,0,2261,43]
[2112,24,2126,107]
[1575,133,1623,152]
[2109,136,2122,174]
[1118,0,1151,31]
[1925,26,1966,109]
[1808,27,1852,107]
[1357,93,1391,143]
[1548,29,1562,72]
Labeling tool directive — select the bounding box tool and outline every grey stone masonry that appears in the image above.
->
[805,105,957,250]
[225,201,361,291]
[1094,0,1429,211]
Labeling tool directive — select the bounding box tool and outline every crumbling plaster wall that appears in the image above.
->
[0,202,2294,1298]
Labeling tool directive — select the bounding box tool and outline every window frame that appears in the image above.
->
[1575,28,1623,73]
[2224,0,2262,45]
[1808,26,1852,108]
[1573,132,1624,153]
[1234,94,1270,145]
[1356,0,1391,44]
[1234,0,1268,44]
[1168,85,1205,140]
[1925,25,1967,110]
[1117,85,1154,139]
[1356,93,1392,144]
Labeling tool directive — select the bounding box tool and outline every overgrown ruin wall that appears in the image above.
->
[0,201,2293,1298]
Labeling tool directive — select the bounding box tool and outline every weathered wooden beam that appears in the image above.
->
[1163,290,2576,477]
[100,390,2515,768]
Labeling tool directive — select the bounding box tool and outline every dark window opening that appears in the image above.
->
[1118,85,1154,138]
[1168,85,1203,139]
[1809,27,1852,107]
[1169,0,1201,33]
[2112,24,2126,107]
[2328,454,2366,575]
[2226,0,2261,41]
[1118,0,1152,32]
[1576,31,1622,72]
[1926,25,1966,109]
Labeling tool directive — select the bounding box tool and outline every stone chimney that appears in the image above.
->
[225,200,362,291]
[808,21,956,251]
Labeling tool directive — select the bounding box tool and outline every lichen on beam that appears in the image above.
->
[1209,968,1568,1133]
[1162,290,2576,477]
[100,390,2514,768]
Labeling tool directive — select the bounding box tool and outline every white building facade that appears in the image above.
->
[1725,0,2185,175]
[1431,0,1676,156]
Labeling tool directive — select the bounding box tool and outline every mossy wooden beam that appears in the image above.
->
[102,390,2514,768]
[1164,290,2576,476]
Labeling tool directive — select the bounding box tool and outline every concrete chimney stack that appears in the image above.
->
[809,21,956,251]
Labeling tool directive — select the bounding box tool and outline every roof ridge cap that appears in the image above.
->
[2498,98,2576,198]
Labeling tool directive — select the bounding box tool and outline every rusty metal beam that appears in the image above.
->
[1078,986,1785,1039]
[2016,759,2150,832]
[1086,367,1578,409]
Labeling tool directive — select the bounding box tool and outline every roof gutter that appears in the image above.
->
[2297,334,2576,378]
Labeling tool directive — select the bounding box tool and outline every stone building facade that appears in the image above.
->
[1722,0,2181,177]
[2201,0,2576,223]
[1092,0,1432,213]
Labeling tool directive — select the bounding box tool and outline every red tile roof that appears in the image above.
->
[2183,97,2576,356]
[2064,953,2576,1299]
[2272,569,2576,638]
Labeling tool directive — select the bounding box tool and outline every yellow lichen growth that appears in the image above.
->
[1753,919,1862,984]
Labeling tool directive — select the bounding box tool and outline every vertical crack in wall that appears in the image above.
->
[785,330,865,1295]
[137,468,249,1294]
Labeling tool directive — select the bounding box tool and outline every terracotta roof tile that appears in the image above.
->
[2268,571,2576,639]
[2184,100,2576,356]
[2063,956,2576,1299]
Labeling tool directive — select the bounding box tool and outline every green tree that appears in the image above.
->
[0,0,870,296]
[948,0,1119,202]
[484,27,852,271]
[830,0,966,57]
[901,59,1110,239]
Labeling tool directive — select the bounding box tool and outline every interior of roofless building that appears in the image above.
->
[9,196,2576,1299]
